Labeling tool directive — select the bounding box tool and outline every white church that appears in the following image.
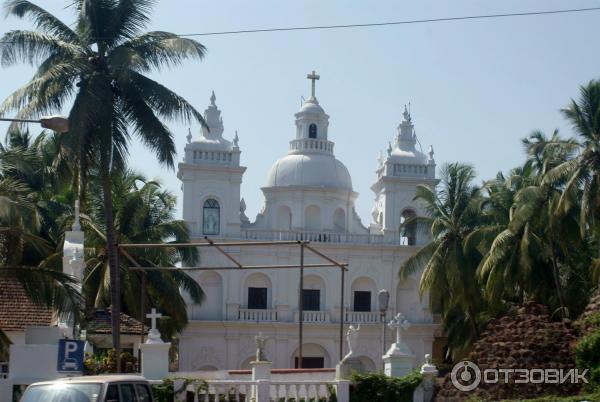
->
[176,72,441,372]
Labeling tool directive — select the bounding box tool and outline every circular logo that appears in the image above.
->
[451,361,481,392]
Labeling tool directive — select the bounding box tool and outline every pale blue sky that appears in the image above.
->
[1,0,599,221]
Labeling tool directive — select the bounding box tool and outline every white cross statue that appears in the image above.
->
[307,70,320,98]
[147,308,162,331]
[388,313,411,345]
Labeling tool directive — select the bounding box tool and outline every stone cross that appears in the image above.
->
[306,70,320,98]
[388,313,410,345]
[147,308,162,331]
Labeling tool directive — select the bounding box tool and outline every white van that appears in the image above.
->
[20,375,154,402]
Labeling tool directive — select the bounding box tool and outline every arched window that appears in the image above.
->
[333,208,346,232]
[276,205,292,230]
[400,209,417,245]
[203,199,220,235]
[305,205,321,231]
[309,123,318,139]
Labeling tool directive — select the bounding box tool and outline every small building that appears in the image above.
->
[84,308,147,354]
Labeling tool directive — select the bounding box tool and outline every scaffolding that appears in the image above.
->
[118,238,349,368]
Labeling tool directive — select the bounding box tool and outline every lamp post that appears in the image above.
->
[0,115,70,133]
[378,289,390,362]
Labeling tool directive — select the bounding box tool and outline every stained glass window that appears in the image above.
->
[203,199,220,235]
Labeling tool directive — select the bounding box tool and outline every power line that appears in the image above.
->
[176,7,600,37]
[0,6,598,44]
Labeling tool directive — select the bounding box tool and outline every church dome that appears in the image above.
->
[298,99,325,115]
[264,71,353,192]
[265,154,353,191]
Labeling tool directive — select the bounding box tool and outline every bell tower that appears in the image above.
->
[177,92,247,238]
[370,106,437,244]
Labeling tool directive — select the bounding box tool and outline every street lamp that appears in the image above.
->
[0,115,70,133]
[378,289,390,359]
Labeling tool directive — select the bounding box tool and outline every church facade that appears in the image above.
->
[177,73,440,372]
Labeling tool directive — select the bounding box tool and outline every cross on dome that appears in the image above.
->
[307,70,320,98]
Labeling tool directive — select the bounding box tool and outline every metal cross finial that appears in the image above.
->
[146,308,162,331]
[306,70,320,98]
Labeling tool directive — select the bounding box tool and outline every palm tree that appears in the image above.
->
[399,163,486,359]
[83,170,203,339]
[0,0,206,362]
[545,81,600,247]
[478,131,591,318]
[0,130,82,357]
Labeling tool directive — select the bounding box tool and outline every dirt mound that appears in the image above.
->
[435,303,580,401]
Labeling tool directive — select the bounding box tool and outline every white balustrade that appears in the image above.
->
[294,310,329,323]
[241,229,399,245]
[178,378,350,402]
[238,308,278,322]
[345,311,381,324]
[270,381,346,401]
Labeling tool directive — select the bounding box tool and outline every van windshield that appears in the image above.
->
[21,383,102,402]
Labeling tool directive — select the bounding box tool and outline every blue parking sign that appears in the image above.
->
[57,339,85,373]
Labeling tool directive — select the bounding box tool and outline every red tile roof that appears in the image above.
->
[86,308,146,335]
[0,279,53,331]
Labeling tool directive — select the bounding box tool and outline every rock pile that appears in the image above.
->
[435,303,580,401]
[577,288,600,334]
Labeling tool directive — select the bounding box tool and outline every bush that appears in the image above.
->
[573,327,600,391]
[152,378,175,402]
[349,371,422,402]
[83,349,137,374]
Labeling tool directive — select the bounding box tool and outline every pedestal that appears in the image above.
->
[140,342,170,380]
[335,358,364,379]
[250,361,272,401]
[382,343,415,378]
[420,358,438,402]
[251,360,272,380]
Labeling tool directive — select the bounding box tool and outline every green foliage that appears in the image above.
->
[83,349,137,374]
[401,80,600,360]
[501,393,600,401]
[82,169,203,339]
[0,0,207,354]
[576,311,600,332]
[574,328,600,391]
[349,371,422,402]
[0,129,82,357]
[400,163,490,359]
[152,378,177,402]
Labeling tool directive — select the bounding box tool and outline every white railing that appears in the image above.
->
[238,308,278,322]
[294,310,330,323]
[242,229,399,245]
[183,380,254,402]
[345,311,381,324]
[270,381,342,401]
[0,362,7,379]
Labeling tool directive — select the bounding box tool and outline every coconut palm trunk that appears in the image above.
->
[101,161,121,368]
